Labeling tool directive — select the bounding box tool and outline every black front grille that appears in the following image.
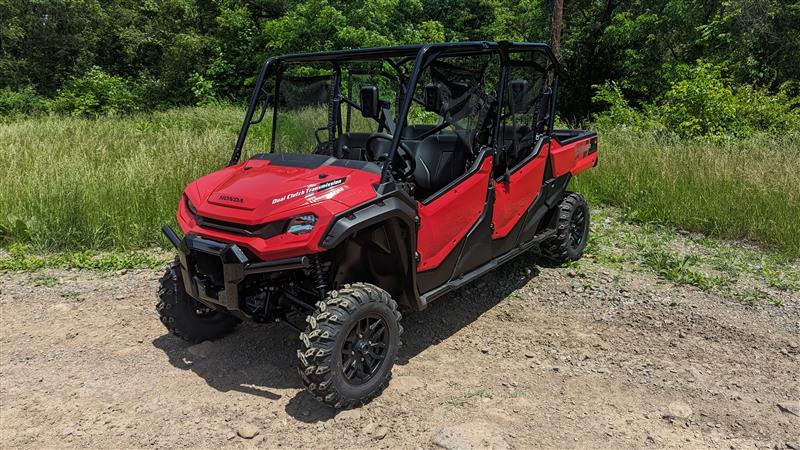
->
[196,215,286,239]
[186,196,286,238]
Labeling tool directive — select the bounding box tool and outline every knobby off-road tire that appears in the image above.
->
[156,261,240,343]
[298,283,402,409]
[540,192,590,264]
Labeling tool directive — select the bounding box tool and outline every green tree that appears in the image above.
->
[0,0,798,120]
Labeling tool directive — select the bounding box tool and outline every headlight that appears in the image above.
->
[285,214,317,235]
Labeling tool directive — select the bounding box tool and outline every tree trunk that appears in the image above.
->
[550,0,564,62]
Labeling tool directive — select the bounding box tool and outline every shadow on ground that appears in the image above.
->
[152,252,542,423]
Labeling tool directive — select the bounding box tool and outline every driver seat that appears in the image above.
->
[413,134,467,198]
[335,132,373,160]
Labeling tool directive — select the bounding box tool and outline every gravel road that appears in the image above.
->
[1,215,799,449]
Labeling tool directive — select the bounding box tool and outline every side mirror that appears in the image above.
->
[360,85,380,119]
[508,79,529,114]
[424,84,441,113]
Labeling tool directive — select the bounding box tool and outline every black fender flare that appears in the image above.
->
[320,189,423,310]
[321,193,416,249]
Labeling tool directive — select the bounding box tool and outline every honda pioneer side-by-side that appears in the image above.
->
[158,42,598,408]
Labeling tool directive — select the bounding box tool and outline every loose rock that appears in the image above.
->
[236,424,259,439]
[374,426,388,440]
[663,401,693,421]
[777,402,800,417]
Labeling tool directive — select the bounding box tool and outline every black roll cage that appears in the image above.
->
[229,41,560,183]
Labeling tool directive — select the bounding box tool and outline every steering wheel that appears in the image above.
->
[365,133,416,179]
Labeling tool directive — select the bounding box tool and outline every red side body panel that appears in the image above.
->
[416,157,493,271]
[491,149,548,239]
[550,135,598,177]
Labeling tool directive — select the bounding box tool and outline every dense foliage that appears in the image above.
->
[592,63,800,138]
[1,0,798,132]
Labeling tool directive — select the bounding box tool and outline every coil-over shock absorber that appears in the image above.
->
[309,254,328,299]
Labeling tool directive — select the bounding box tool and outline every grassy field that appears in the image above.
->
[1,105,798,259]
[572,127,800,257]
[0,106,259,250]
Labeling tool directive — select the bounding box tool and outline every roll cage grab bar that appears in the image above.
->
[229,41,560,183]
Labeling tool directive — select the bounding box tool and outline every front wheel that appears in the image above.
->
[156,261,240,343]
[298,283,402,409]
[540,192,590,264]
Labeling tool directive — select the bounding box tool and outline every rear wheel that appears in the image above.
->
[298,283,402,409]
[540,192,590,264]
[156,261,240,343]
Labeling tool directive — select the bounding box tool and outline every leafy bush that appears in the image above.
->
[0,86,46,116]
[189,72,218,106]
[592,62,800,138]
[49,67,137,117]
[734,81,800,134]
[591,81,661,130]
[0,216,34,245]
[659,62,741,137]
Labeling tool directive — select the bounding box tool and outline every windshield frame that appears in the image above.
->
[229,42,559,183]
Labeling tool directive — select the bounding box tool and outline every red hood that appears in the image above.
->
[185,157,380,226]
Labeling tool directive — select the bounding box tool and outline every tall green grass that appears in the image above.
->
[572,127,800,257]
[1,106,799,258]
[0,105,251,249]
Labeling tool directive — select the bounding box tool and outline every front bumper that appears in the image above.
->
[162,225,309,313]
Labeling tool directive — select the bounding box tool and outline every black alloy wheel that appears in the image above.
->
[341,314,389,385]
[569,207,587,250]
[540,192,590,264]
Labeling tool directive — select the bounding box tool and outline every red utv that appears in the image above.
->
[159,42,598,408]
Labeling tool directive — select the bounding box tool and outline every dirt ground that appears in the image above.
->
[1,224,799,448]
